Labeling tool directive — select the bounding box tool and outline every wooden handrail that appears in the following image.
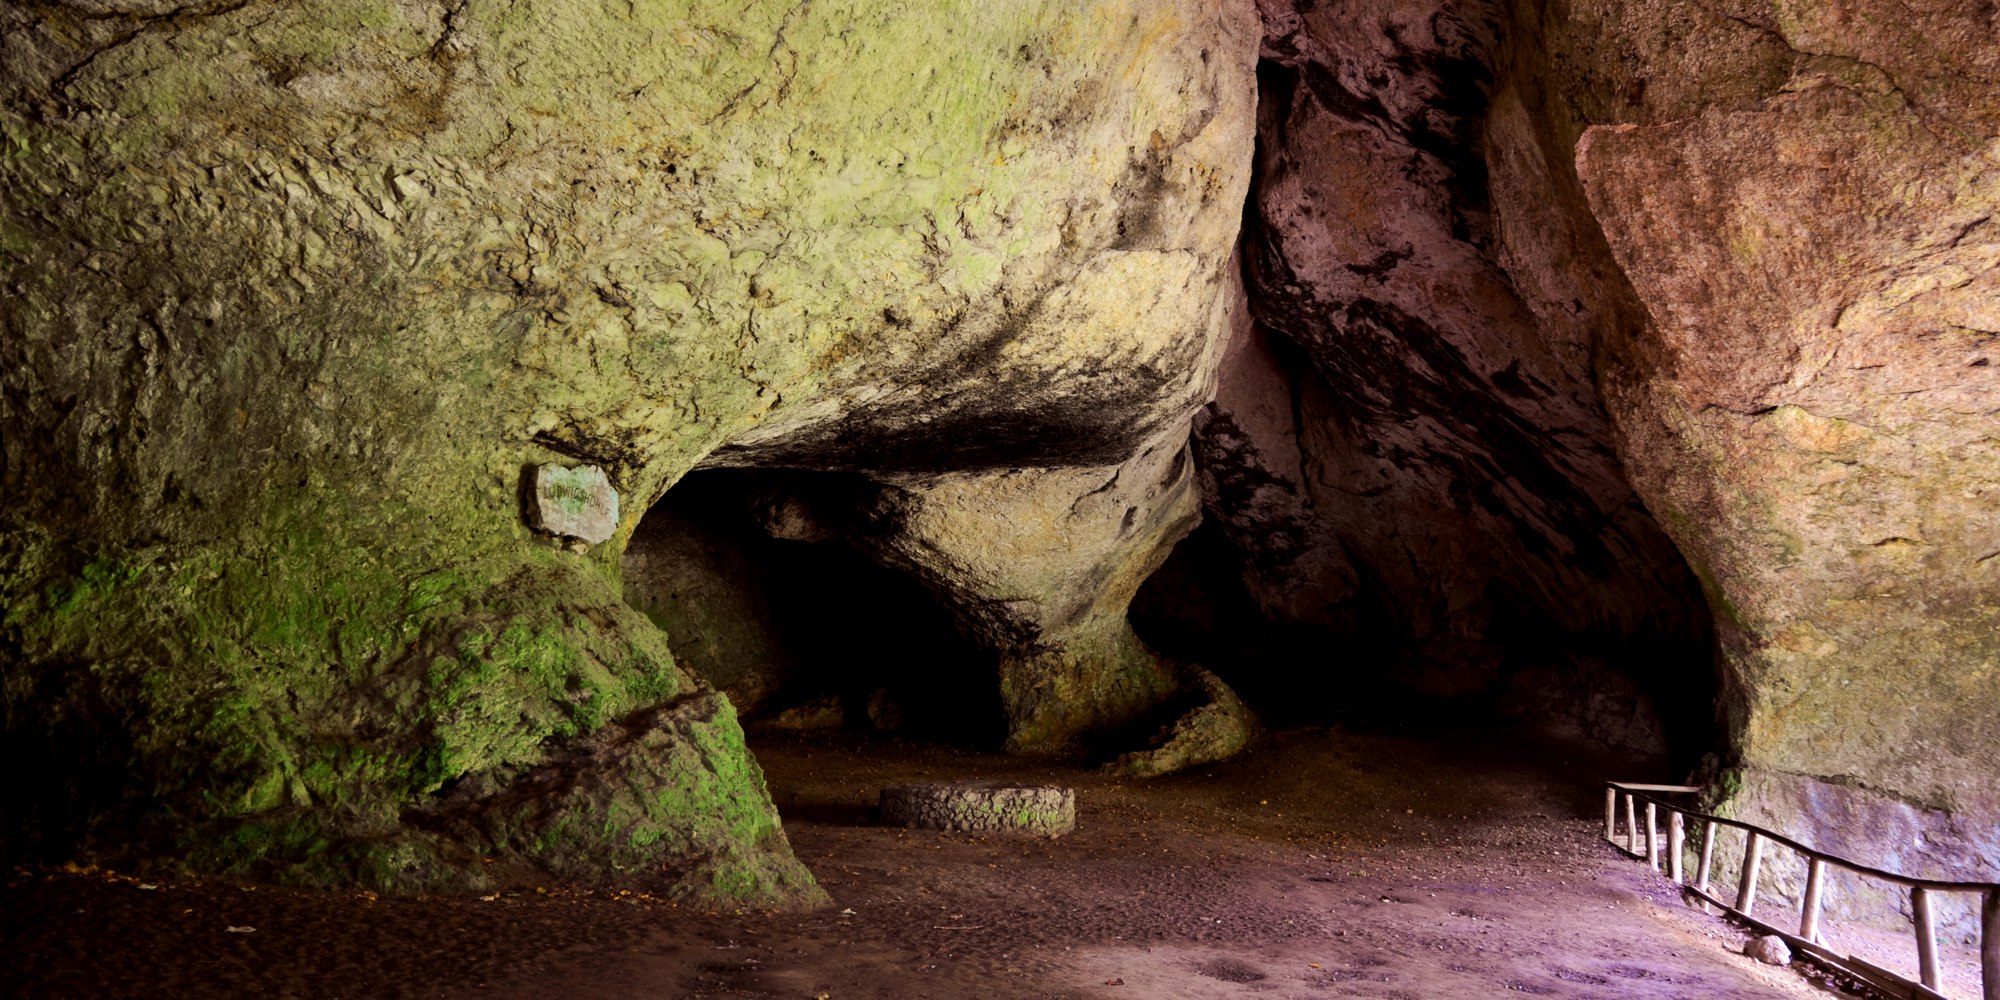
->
[1608,783,2000,894]
[1604,781,2000,1000]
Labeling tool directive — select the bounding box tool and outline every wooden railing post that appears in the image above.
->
[1736,832,1764,915]
[1799,857,1826,943]
[1697,819,1717,895]
[1980,887,1998,1000]
[1645,802,1660,870]
[1603,780,2000,1000]
[1914,886,1941,991]
[1668,811,1686,884]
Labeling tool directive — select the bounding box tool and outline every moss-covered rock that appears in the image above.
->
[1105,663,1256,779]
[0,0,1259,893]
[411,691,818,901]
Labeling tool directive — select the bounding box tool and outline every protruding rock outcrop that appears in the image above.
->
[853,433,1218,756]
[634,432,1259,771]
[0,0,1261,894]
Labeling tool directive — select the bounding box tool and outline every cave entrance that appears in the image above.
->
[1129,516,1721,781]
[622,469,1005,748]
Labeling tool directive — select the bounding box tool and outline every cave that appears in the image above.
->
[4,0,1997,997]
[620,468,1006,747]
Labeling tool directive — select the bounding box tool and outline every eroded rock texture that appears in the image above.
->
[1191,0,1995,894]
[1556,2,2000,887]
[0,0,1259,895]
[1172,0,1711,761]
[855,435,1212,756]
[1237,0,2000,910]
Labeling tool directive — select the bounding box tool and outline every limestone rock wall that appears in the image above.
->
[7,0,1984,908]
[1198,0,1995,891]
[1264,0,1998,886]
[0,0,1260,893]
[1185,0,1712,761]
[1547,0,2000,884]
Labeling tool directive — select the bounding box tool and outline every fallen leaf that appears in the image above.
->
[1104,978,1124,986]
[1309,964,1322,969]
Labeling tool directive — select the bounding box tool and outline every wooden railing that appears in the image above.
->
[1605,782,2000,1000]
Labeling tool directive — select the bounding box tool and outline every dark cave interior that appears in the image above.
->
[626,458,1720,780]
[623,469,1007,748]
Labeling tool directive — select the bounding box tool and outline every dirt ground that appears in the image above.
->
[5,722,1870,999]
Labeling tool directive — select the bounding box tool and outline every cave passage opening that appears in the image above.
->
[622,468,1006,748]
[1128,493,1723,781]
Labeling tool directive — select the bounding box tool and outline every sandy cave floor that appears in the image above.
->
[5,723,1874,999]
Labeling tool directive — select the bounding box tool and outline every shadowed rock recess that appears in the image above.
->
[1,0,1993,919]
[1141,0,1717,771]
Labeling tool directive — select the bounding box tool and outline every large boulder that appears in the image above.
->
[0,0,1259,894]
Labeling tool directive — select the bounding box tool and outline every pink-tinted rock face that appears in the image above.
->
[1187,0,1997,898]
[1562,2,2000,890]
[1181,0,1712,761]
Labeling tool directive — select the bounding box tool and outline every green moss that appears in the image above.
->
[999,618,1178,753]
[436,692,823,905]
[0,0,1221,907]
[0,473,804,899]
[1685,559,1753,635]
[46,559,144,617]
[419,619,624,786]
